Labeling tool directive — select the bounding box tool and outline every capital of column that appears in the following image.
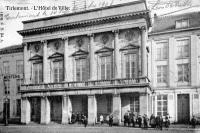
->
[87,33,94,38]
[140,26,147,31]
[62,36,69,41]
[112,29,119,34]
[41,40,47,44]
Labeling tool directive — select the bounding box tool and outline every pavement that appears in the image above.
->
[0,123,200,133]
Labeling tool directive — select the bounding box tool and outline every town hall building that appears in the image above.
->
[18,1,152,125]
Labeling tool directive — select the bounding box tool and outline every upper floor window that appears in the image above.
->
[3,61,9,74]
[33,63,43,84]
[76,59,87,81]
[156,42,168,60]
[53,61,63,83]
[177,39,189,58]
[100,56,112,80]
[176,19,189,29]
[16,79,23,93]
[16,60,23,74]
[125,54,137,78]
[4,80,10,94]
[157,65,167,83]
[178,63,189,82]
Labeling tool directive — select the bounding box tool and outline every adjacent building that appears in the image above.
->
[149,12,200,123]
[18,1,151,125]
[0,45,23,123]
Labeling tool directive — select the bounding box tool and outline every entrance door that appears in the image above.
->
[50,96,62,123]
[30,97,41,122]
[177,94,189,123]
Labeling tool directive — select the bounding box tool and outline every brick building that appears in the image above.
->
[0,45,23,123]
[18,1,151,125]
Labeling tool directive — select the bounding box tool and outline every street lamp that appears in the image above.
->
[3,76,8,126]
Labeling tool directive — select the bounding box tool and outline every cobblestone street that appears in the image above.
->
[0,124,199,133]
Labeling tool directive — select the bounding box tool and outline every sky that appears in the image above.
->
[0,0,200,48]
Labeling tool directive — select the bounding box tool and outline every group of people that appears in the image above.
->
[70,112,88,127]
[123,112,171,130]
[99,114,113,127]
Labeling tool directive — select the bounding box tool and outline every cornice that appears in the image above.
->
[18,10,149,36]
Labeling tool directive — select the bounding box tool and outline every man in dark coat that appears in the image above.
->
[159,115,163,130]
[143,114,149,129]
[137,115,142,128]
[83,115,88,128]
[155,115,160,129]
[191,115,197,128]
[150,114,156,128]
[109,115,113,127]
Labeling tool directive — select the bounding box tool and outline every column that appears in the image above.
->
[141,26,147,77]
[191,35,198,86]
[112,94,121,125]
[87,95,97,125]
[23,43,31,84]
[40,96,50,124]
[139,93,148,116]
[89,34,97,80]
[113,30,121,78]
[21,97,31,124]
[169,37,176,87]
[42,40,48,83]
[63,37,73,82]
[62,95,72,124]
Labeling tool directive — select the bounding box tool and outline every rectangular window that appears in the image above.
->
[157,65,167,83]
[33,63,43,84]
[4,80,10,94]
[178,64,189,82]
[130,96,139,113]
[177,39,189,58]
[53,61,63,83]
[156,42,168,60]
[16,99,21,117]
[76,59,87,81]
[125,54,137,78]
[176,19,189,28]
[100,56,112,80]
[16,60,23,74]
[157,95,168,116]
[3,61,9,74]
[16,79,23,93]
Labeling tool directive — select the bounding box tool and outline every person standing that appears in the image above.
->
[109,115,113,127]
[100,114,104,125]
[132,113,136,127]
[150,114,156,128]
[83,115,88,128]
[143,114,149,129]
[191,115,197,128]
[137,115,142,128]
[165,113,170,128]
[159,115,163,130]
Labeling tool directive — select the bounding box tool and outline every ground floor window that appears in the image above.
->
[130,96,139,113]
[157,95,168,116]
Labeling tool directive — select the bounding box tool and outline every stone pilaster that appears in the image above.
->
[23,43,31,84]
[169,37,176,87]
[89,34,97,80]
[113,30,121,78]
[112,94,121,125]
[21,97,31,124]
[141,26,147,77]
[191,35,198,86]
[139,93,148,116]
[40,96,50,124]
[63,37,73,82]
[42,40,48,83]
[87,95,97,125]
[62,95,72,124]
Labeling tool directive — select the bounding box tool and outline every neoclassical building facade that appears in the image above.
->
[149,12,200,123]
[18,1,151,124]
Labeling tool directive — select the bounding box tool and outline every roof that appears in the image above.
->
[18,0,151,36]
[0,44,23,55]
[151,12,200,34]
